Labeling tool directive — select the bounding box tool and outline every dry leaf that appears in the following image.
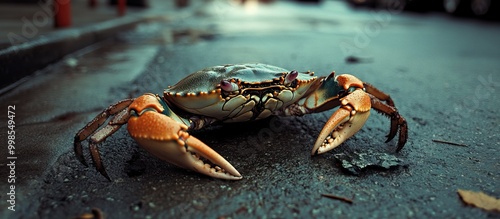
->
[457,189,500,212]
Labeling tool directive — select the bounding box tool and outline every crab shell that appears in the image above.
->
[164,63,322,122]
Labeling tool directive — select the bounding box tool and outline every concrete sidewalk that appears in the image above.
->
[0,0,187,91]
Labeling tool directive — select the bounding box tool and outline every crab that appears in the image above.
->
[74,63,407,180]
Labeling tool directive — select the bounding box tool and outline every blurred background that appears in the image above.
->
[346,0,500,18]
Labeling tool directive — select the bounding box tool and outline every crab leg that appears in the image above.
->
[74,99,134,169]
[312,89,372,155]
[363,82,407,148]
[128,94,242,180]
[367,93,408,151]
[363,82,395,107]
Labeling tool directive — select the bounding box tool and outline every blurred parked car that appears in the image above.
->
[346,0,378,8]
[347,0,499,19]
[347,0,441,11]
[443,0,499,18]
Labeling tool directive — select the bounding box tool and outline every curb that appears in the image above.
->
[0,14,159,91]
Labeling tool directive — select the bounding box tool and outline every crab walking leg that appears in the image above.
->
[86,108,131,181]
[74,99,134,166]
[367,94,408,152]
[363,84,408,150]
[128,94,242,180]
[363,82,395,107]
[312,89,371,155]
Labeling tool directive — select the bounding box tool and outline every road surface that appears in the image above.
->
[0,1,499,218]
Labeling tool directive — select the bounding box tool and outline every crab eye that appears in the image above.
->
[220,80,239,92]
[285,70,298,84]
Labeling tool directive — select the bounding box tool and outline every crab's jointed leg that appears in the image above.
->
[74,99,134,181]
[362,82,407,151]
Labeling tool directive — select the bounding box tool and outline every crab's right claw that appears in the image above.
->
[128,111,242,180]
[312,89,371,155]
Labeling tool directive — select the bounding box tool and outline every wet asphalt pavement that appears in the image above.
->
[1,1,499,218]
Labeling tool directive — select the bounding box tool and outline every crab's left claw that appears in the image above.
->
[128,108,242,180]
[312,89,371,155]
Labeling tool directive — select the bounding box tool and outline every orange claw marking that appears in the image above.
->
[341,89,372,112]
[129,93,164,114]
[127,109,241,180]
[335,74,364,90]
[312,89,371,155]
[127,110,187,142]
